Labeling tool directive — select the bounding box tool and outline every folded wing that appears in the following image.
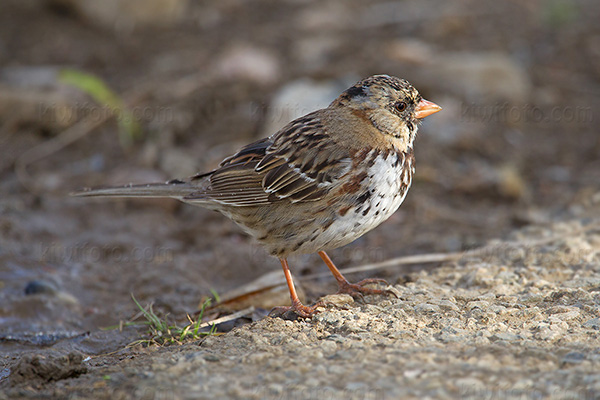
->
[185,112,351,206]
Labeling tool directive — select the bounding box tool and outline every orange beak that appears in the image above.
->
[415,99,442,119]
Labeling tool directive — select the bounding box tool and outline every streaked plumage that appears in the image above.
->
[74,75,441,318]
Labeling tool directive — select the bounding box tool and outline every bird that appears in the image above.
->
[74,74,441,318]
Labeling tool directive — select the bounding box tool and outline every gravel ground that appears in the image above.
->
[5,215,599,400]
[1,1,599,398]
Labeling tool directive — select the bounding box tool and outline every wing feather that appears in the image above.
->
[185,111,351,206]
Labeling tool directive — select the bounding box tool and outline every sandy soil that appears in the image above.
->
[0,0,599,398]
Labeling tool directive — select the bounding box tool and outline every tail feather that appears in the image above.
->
[71,180,198,199]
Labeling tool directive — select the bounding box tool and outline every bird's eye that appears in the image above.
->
[394,101,407,112]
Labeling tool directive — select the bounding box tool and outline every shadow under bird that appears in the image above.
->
[74,74,441,318]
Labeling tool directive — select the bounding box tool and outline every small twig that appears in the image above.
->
[301,220,600,280]
[195,306,255,330]
[300,252,461,282]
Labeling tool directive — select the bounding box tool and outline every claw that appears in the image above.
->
[318,251,398,301]
[269,300,325,320]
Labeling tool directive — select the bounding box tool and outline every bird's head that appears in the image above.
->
[333,75,441,149]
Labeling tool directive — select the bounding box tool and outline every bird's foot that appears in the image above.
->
[336,278,398,301]
[269,299,325,320]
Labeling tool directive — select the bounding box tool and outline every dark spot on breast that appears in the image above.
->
[338,206,351,216]
[362,206,371,216]
[375,211,380,216]
[356,191,371,204]
[366,153,377,168]
[339,171,368,194]
[293,241,304,251]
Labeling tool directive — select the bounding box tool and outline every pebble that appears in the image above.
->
[215,46,281,86]
[413,303,440,313]
[583,318,600,330]
[0,66,88,131]
[321,294,354,307]
[490,332,522,342]
[24,280,59,296]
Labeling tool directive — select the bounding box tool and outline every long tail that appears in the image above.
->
[71,180,198,199]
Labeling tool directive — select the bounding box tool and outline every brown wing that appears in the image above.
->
[184,112,351,206]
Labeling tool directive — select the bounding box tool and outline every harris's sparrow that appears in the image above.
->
[74,75,441,318]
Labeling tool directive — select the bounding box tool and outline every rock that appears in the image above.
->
[0,66,88,131]
[561,352,586,365]
[295,2,350,32]
[386,39,435,65]
[583,318,600,330]
[24,280,59,296]
[320,294,354,308]
[497,164,529,200]
[215,46,281,86]
[437,299,460,311]
[9,352,87,385]
[24,280,79,305]
[490,332,522,342]
[413,303,440,313]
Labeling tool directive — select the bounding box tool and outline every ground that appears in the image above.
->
[0,0,599,399]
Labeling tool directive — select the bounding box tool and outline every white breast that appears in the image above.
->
[308,150,413,252]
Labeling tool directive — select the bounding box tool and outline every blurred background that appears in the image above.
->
[0,0,598,357]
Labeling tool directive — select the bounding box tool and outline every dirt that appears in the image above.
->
[0,0,599,399]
